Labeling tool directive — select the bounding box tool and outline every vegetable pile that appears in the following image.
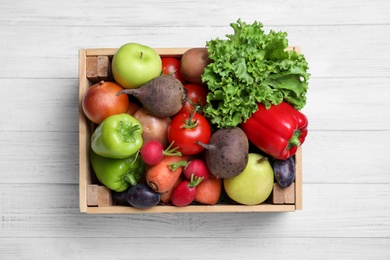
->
[81,19,310,209]
[202,19,310,128]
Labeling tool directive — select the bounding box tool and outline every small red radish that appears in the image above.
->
[183,159,210,181]
[140,140,181,166]
[171,174,203,207]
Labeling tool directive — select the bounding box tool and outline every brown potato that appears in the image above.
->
[133,107,171,148]
[180,48,211,85]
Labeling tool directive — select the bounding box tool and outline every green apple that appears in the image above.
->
[224,153,274,205]
[112,43,162,89]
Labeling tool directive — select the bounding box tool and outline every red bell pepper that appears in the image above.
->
[240,102,308,160]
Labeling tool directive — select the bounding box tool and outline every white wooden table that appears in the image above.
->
[1,0,389,259]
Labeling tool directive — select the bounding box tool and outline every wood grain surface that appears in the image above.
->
[1,0,389,259]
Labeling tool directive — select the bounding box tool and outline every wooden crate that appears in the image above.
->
[78,47,303,214]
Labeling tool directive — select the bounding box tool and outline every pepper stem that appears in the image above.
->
[124,174,138,186]
[288,130,302,150]
[117,121,141,143]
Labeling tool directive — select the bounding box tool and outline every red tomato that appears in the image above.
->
[161,57,186,85]
[167,112,211,155]
[179,83,208,114]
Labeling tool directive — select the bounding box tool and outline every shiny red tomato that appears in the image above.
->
[167,112,211,155]
[161,57,187,85]
[179,83,208,114]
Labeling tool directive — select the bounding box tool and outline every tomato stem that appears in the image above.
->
[161,69,177,77]
[181,105,200,129]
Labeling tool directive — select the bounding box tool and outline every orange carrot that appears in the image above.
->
[146,155,188,194]
[195,175,222,205]
[160,175,184,204]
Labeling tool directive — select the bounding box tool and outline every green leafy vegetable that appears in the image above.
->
[202,19,310,128]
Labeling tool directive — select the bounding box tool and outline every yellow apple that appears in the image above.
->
[224,153,274,205]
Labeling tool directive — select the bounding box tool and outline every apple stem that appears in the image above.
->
[257,157,268,164]
[140,51,143,59]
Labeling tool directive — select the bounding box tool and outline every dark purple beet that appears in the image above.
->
[196,127,249,178]
[117,75,187,118]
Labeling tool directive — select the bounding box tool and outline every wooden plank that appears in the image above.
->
[1,237,389,259]
[0,131,79,184]
[284,184,295,204]
[303,78,390,131]
[96,56,111,81]
[85,56,99,82]
[1,77,389,132]
[87,185,99,206]
[1,131,390,185]
[0,25,390,79]
[295,148,303,209]
[86,48,192,57]
[271,184,285,204]
[78,49,89,213]
[1,0,389,26]
[270,183,296,205]
[85,204,296,214]
[85,55,112,82]
[1,183,389,238]
[97,186,113,207]
[87,185,113,207]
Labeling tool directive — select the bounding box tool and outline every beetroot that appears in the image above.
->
[117,75,187,118]
[196,127,249,178]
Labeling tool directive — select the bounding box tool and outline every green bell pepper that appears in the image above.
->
[91,113,143,159]
[89,148,146,192]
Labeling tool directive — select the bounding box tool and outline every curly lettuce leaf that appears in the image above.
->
[202,19,310,128]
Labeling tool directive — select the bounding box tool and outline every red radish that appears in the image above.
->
[171,174,203,207]
[183,159,210,181]
[140,141,181,166]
